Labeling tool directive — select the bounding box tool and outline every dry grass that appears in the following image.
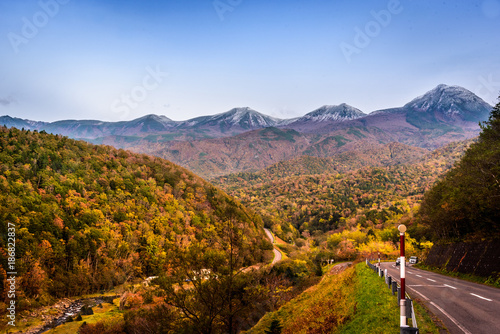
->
[245,263,356,333]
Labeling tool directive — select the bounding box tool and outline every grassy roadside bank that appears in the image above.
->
[246,262,441,333]
[338,264,440,334]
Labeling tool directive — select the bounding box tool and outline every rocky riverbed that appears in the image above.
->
[20,295,118,334]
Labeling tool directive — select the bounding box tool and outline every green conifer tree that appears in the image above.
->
[265,318,283,334]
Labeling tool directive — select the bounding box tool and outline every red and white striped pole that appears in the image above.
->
[398,224,407,328]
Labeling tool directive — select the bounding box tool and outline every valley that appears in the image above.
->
[1,84,499,333]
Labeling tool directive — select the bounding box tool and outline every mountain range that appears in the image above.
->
[4,85,488,138]
[0,105,363,140]
[1,84,492,178]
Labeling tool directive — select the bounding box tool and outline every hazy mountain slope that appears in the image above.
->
[130,125,416,178]
[131,127,311,177]
[134,119,474,179]
[215,142,429,182]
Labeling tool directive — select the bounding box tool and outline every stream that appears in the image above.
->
[35,295,119,334]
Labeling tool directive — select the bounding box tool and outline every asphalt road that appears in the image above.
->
[264,228,275,243]
[380,262,500,334]
[264,228,282,265]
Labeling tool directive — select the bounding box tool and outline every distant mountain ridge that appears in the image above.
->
[0,85,491,141]
[0,104,359,139]
[0,114,180,139]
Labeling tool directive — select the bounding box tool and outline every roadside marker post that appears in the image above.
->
[398,224,419,334]
[398,224,408,330]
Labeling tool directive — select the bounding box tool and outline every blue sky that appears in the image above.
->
[1,0,499,122]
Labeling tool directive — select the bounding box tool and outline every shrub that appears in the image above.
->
[78,319,126,334]
[80,305,94,315]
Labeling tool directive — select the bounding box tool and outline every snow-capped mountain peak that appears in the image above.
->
[407,85,487,112]
[182,107,284,130]
[299,104,366,122]
[405,84,492,121]
[223,107,280,126]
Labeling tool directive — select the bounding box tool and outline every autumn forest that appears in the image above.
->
[1,95,500,333]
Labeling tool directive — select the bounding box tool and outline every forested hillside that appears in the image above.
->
[214,139,472,246]
[0,127,269,310]
[215,141,437,185]
[420,98,500,241]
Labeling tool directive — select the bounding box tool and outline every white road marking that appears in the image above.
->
[407,286,430,301]
[407,271,413,274]
[430,302,473,334]
[470,293,492,302]
[391,266,493,333]
[408,285,447,287]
